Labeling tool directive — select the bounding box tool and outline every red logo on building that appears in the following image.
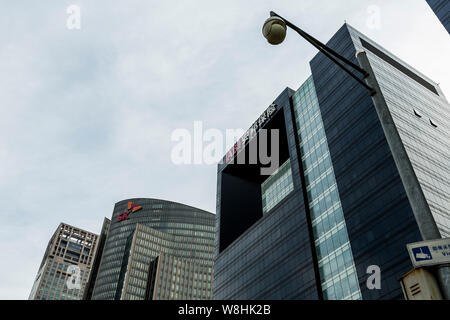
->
[117,202,142,222]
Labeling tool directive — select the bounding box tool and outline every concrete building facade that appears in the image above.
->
[29,223,98,300]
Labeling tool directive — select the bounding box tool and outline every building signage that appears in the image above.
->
[225,103,277,163]
[117,202,143,222]
[407,238,450,268]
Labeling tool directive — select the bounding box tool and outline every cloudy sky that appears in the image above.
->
[0,0,448,299]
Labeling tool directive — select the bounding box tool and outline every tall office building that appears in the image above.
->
[90,198,215,300]
[29,223,99,300]
[426,0,450,33]
[214,23,450,300]
[83,217,111,300]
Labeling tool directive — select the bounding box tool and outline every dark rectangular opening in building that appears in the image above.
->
[218,109,290,253]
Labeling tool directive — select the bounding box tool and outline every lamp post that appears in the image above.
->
[262,11,450,300]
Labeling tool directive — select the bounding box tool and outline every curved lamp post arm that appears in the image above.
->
[270,11,375,95]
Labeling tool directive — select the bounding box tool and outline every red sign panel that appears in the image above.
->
[225,103,277,164]
[117,202,142,222]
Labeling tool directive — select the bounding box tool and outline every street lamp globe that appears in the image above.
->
[262,16,287,45]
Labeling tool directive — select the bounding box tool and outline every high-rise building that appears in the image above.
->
[426,0,450,33]
[214,23,450,300]
[83,217,111,300]
[29,223,99,300]
[90,198,215,300]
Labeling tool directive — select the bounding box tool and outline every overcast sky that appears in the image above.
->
[0,0,448,299]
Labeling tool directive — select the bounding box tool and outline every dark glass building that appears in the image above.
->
[426,0,450,33]
[214,24,450,300]
[83,217,111,300]
[90,198,215,300]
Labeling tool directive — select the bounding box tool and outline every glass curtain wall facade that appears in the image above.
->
[214,88,320,300]
[83,218,111,300]
[309,23,449,299]
[292,77,361,300]
[349,26,450,238]
[261,159,294,215]
[90,198,215,300]
[215,23,449,300]
[120,224,213,300]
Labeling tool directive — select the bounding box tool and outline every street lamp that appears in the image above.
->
[262,11,450,300]
[262,11,374,94]
[262,16,286,45]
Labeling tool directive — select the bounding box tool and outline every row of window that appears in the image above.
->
[261,159,295,214]
[293,76,361,300]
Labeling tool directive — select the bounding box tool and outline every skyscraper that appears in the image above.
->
[83,217,111,300]
[214,23,450,300]
[90,198,215,300]
[426,0,450,33]
[29,223,99,300]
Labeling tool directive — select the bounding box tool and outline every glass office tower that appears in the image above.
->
[83,217,111,300]
[90,198,215,300]
[29,223,99,300]
[214,23,450,300]
[292,77,361,300]
[426,0,450,33]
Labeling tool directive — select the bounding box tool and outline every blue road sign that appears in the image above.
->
[407,238,450,267]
